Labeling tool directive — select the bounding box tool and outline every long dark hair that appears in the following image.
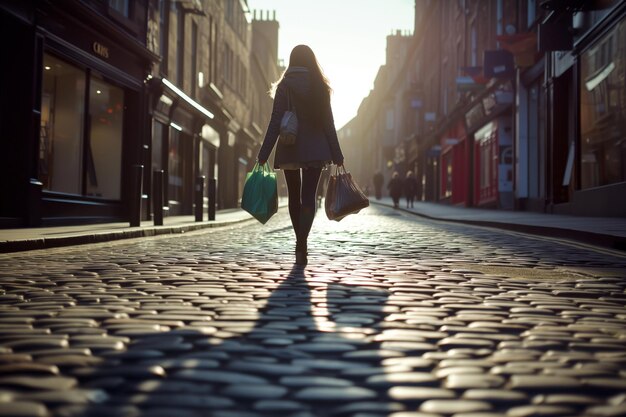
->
[271,45,332,125]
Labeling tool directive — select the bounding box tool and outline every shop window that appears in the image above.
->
[39,53,125,200]
[40,54,86,195]
[580,17,626,189]
[152,121,164,173]
[86,76,124,199]
[443,153,453,198]
[109,0,130,17]
[480,142,491,190]
[168,128,183,212]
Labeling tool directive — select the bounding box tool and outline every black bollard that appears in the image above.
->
[27,178,43,227]
[208,178,216,221]
[195,175,205,222]
[153,170,164,226]
[130,165,143,227]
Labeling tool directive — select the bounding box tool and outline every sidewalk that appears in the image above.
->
[2,198,625,253]
[370,197,626,251]
[0,203,278,253]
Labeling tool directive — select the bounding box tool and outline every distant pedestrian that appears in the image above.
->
[404,170,418,208]
[373,171,384,200]
[387,171,403,208]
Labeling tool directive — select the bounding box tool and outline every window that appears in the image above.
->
[386,109,394,130]
[471,25,477,66]
[109,0,130,17]
[39,53,125,200]
[527,0,536,28]
[580,17,626,189]
[40,54,86,195]
[226,0,234,26]
[191,21,198,97]
[168,128,183,211]
[176,5,184,86]
[152,121,164,173]
[223,45,235,87]
[159,0,169,74]
[442,61,448,115]
[86,76,124,199]
[444,153,453,198]
[208,16,215,83]
[225,0,248,40]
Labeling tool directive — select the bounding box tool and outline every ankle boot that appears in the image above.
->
[295,240,308,266]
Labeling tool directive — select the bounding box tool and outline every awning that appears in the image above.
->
[162,78,214,121]
[497,32,539,67]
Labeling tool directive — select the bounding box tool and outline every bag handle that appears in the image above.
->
[329,164,348,176]
[254,161,272,173]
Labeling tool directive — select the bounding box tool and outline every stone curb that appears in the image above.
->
[369,200,626,251]
[0,216,257,254]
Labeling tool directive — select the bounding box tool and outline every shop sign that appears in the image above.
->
[465,101,485,133]
[475,121,496,143]
[456,76,484,92]
[92,42,110,59]
[427,145,442,157]
[483,81,514,116]
[553,51,574,78]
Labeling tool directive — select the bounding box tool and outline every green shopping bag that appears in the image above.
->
[241,162,278,224]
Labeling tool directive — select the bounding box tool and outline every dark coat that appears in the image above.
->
[258,67,344,169]
[387,177,403,199]
[404,176,418,198]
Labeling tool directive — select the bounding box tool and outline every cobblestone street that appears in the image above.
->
[1,205,626,417]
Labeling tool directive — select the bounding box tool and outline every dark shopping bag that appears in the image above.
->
[241,162,278,224]
[325,165,369,221]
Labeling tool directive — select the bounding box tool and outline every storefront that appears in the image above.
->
[439,121,468,206]
[473,117,513,209]
[149,77,218,217]
[575,11,626,216]
[464,81,514,209]
[516,57,547,212]
[40,53,128,201]
[0,3,157,226]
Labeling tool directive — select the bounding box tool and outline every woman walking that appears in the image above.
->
[257,45,344,266]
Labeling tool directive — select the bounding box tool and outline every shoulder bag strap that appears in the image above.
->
[286,87,292,111]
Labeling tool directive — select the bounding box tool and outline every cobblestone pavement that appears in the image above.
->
[1,205,626,417]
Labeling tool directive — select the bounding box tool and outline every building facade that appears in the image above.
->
[1,0,282,227]
[343,0,625,218]
[148,0,280,212]
[541,0,626,216]
[0,0,158,227]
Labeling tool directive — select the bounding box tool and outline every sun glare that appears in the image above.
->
[248,0,414,128]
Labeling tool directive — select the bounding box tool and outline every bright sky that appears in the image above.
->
[247,0,415,129]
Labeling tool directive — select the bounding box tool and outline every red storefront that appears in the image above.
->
[440,121,468,206]
[473,117,513,209]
